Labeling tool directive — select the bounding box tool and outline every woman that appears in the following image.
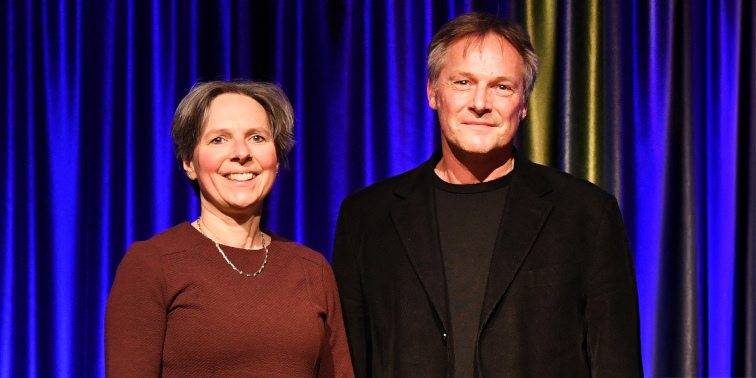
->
[105,81,353,377]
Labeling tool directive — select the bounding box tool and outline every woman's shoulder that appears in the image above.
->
[268,233,339,308]
[137,222,202,252]
[268,232,330,269]
[123,222,202,261]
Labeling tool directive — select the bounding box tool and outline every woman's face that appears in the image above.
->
[183,93,279,218]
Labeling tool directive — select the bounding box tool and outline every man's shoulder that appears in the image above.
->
[341,158,431,208]
[517,157,617,206]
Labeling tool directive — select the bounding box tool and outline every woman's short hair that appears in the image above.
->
[171,80,295,168]
[427,12,539,102]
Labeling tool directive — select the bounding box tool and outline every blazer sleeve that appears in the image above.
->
[331,198,371,378]
[584,197,644,376]
[105,241,167,378]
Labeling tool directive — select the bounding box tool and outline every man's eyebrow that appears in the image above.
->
[451,71,518,83]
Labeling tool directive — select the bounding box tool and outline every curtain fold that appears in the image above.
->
[656,2,702,376]
[519,0,557,166]
[734,2,756,376]
[1,1,753,376]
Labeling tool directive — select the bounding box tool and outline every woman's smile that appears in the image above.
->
[225,172,258,182]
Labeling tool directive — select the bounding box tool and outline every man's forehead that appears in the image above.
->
[437,33,525,86]
[451,33,515,58]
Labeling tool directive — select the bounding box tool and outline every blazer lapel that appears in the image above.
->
[390,160,448,332]
[479,162,553,329]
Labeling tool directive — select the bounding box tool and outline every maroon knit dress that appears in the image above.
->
[105,222,354,377]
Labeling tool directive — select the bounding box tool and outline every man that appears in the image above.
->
[332,12,642,377]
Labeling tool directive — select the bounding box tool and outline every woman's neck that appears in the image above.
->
[195,207,264,249]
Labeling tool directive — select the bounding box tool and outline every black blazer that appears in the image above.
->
[332,151,643,377]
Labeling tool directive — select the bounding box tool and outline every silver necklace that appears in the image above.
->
[196,218,268,277]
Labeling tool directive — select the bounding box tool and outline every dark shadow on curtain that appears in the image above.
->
[733,1,756,376]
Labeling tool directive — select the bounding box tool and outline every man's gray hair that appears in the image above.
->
[427,12,539,102]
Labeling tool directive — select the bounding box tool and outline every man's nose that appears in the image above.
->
[470,85,491,115]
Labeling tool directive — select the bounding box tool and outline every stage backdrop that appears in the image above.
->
[1,0,754,377]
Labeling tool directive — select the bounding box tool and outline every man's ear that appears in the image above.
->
[520,102,528,120]
[427,79,438,110]
[183,159,196,180]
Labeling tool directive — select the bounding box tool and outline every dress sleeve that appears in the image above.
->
[318,261,355,377]
[584,197,644,376]
[331,200,370,377]
[105,241,167,378]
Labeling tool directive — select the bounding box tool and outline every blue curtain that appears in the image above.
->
[1,1,754,377]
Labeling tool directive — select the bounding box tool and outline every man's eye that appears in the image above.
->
[210,137,224,144]
[496,85,515,95]
[457,80,469,85]
[251,135,266,143]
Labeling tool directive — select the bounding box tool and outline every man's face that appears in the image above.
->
[427,33,527,158]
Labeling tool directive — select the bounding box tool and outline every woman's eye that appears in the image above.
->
[210,137,224,144]
[251,135,265,142]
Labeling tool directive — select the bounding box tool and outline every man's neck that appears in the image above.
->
[434,146,515,185]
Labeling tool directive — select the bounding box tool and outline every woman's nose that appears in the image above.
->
[230,140,252,161]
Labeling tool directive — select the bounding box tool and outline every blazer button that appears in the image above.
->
[442,333,447,342]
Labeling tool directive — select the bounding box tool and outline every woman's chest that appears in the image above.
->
[161,251,325,375]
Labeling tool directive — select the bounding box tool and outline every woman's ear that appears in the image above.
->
[183,159,196,180]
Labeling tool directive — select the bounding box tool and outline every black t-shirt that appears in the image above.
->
[433,172,512,378]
